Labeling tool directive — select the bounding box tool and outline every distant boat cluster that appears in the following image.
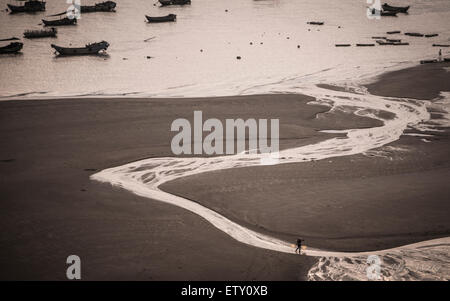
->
[1,0,116,55]
[334,3,450,54]
[1,1,449,62]
[0,0,194,55]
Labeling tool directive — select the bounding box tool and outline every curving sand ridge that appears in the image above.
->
[90,84,448,256]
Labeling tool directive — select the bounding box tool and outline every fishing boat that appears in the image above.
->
[307,21,324,25]
[386,38,401,42]
[376,40,395,45]
[386,30,401,34]
[80,1,116,13]
[405,32,424,37]
[382,3,410,13]
[376,40,408,46]
[145,14,176,23]
[159,0,190,6]
[356,43,375,47]
[42,11,77,26]
[425,34,438,38]
[0,38,23,54]
[7,0,45,13]
[433,44,450,47]
[335,44,351,47]
[372,8,397,16]
[51,41,109,56]
[24,27,56,39]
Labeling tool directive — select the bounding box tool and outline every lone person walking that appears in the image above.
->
[295,238,305,254]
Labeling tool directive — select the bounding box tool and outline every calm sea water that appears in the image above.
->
[0,0,449,99]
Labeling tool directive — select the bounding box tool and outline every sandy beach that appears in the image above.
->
[1,62,449,280]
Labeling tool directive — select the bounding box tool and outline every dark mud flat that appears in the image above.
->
[0,94,346,280]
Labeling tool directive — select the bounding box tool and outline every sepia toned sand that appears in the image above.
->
[0,94,355,280]
[161,62,450,253]
[0,63,449,280]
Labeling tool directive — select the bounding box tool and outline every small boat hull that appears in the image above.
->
[42,17,77,26]
[51,41,109,56]
[0,42,23,54]
[307,21,324,25]
[145,14,176,23]
[7,1,46,13]
[80,1,116,13]
[405,32,424,37]
[159,0,190,6]
[382,4,410,13]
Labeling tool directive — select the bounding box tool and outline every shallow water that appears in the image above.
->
[1,0,450,99]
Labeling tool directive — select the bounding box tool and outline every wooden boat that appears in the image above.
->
[42,12,77,26]
[386,31,401,34]
[376,40,395,45]
[7,0,45,13]
[335,44,351,47]
[43,17,76,26]
[80,1,116,13]
[0,41,23,54]
[307,21,324,25]
[405,32,424,37]
[425,34,438,38]
[382,3,410,13]
[444,58,450,62]
[356,43,375,47]
[371,9,397,16]
[376,40,408,46]
[51,41,109,56]
[24,27,56,39]
[433,44,450,47]
[372,36,386,39]
[145,14,176,23]
[386,38,401,42]
[159,0,190,6]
